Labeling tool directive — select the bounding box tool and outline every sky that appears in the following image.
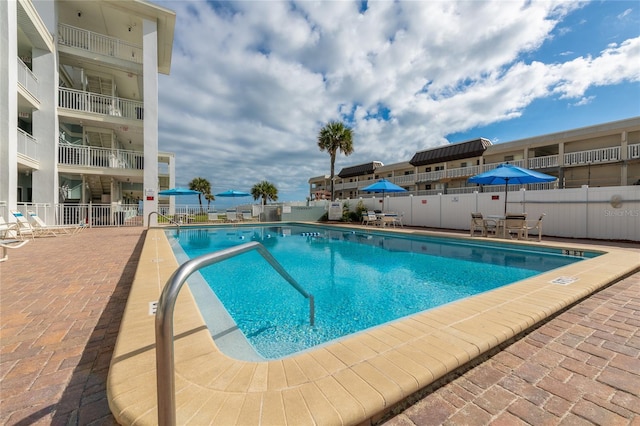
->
[153,0,640,207]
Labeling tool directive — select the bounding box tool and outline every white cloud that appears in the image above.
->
[155,0,639,201]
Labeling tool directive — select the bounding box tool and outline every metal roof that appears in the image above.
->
[410,138,492,166]
[338,162,383,178]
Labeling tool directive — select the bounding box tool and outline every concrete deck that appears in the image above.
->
[0,226,638,425]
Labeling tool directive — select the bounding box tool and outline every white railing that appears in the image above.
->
[14,203,142,227]
[448,165,481,178]
[629,143,640,159]
[58,87,144,120]
[416,170,447,182]
[58,23,143,65]
[17,57,38,99]
[564,146,621,165]
[392,174,416,185]
[58,144,144,170]
[17,128,38,160]
[529,155,559,169]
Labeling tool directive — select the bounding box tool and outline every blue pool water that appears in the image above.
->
[169,224,595,359]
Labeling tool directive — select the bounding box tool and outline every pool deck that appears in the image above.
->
[0,226,638,425]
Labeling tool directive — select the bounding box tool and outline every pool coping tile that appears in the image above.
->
[107,226,640,425]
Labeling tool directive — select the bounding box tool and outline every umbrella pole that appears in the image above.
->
[504,178,509,216]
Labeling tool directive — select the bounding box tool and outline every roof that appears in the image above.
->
[410,138,492,166]
[338,162,383,178]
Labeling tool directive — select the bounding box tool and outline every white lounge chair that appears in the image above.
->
[10,211,37,239]
[0,216,19,239]
[225,209,239,222]
[0,239,29,262]
[27,210,83,236]
[241,210,258,222]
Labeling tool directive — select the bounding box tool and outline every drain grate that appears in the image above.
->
[149,301,158,315]
[550,276,577,285]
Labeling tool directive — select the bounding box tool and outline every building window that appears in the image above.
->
[425,167,431,172]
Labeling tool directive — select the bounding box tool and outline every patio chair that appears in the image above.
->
[0,239,29,262]
[525,213,546,242]
[503,213,527,239]
[362,211,379,226]
[10,211,37,239]
[470,212,497,237]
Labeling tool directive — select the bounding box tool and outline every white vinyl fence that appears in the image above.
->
[334,185,640,241]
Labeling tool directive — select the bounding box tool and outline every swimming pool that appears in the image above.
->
[169,224,596,359]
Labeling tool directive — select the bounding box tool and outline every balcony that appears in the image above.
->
[59,144,143,170]
[628,143,640,159]
[58,88,143,121]
[17,128,38,162]
[564,146,621,166]
[58,23,142,65]
[17,58,38,101]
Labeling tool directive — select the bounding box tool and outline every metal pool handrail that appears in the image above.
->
[155,241,315,426]
[147,211,180,231]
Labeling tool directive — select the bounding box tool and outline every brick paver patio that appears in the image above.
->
[0,227,638,425]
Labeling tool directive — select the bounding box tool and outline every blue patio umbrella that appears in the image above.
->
[361,179,407,211]
[215,189,251,198]
[158,188,201,196]
[468,163,556,215]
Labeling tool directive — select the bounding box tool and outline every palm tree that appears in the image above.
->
[205,193,215,211]
[188,177,212,211]
[251,181,278,205]
[317,120,354,200]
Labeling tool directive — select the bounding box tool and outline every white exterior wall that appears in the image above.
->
[143,18,159,227]
[0,0,18,212]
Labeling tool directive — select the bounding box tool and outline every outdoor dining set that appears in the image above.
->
[470,212,545,241]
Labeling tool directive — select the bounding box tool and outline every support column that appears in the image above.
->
[142,18,159,227]
[0,1,18,214]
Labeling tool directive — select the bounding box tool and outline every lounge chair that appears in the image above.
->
[0,239,29,262]
[503,213,527,239]
[241,210,258,222]
[225,209,240,222]
[0,216,19,239]
[525,213,546,242]
[10,211,37,239]
[27,210,83,236]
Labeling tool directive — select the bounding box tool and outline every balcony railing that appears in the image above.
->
[17,128,38,160]
[564,146,621,165]
[629,143,640,159]
[59,87,144,120]
[17,58,38,99]
[416,170,446,182]
[59,143,143,170]
[529,155,559,169]
[58,23,143,65]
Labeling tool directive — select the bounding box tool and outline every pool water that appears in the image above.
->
[171,224,592,359]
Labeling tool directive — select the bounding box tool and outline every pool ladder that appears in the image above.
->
[147,211,181,232]
[155,241,315,426]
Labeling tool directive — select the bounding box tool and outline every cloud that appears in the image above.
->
[155,0,639,201]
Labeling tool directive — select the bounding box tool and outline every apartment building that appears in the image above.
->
[1,0,176,226]
[309,117,640,200]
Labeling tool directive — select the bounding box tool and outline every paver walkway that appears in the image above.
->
[1,227,144,426]
[0,227,638,425]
